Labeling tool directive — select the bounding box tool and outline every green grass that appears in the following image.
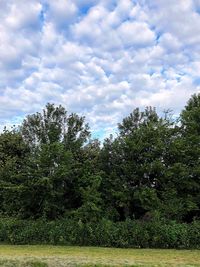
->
[0,245,199,267]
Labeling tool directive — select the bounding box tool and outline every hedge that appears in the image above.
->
[0,218,199,248]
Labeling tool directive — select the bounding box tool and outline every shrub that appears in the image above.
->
[0,217,199,248]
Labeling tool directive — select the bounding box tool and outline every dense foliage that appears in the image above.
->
[0,94,200,226]
[0,218,200,248]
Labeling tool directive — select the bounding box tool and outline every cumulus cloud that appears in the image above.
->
[0,0,200,138]
[118,21,156,47]
[44,0,78,29]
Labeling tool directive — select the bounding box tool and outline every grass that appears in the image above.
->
[0,245,199,267]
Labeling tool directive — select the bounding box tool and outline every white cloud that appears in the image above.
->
[117,21,156,47]
[44,0,78,29]
[0,0,200,138]
[158,33,182,52]
[5,1,42,30]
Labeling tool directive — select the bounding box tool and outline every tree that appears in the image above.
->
[19,142,74,219]
[1,96,200,222]
[72,139,104,222]
[101,107,176,220]
[0,128,29,215]
[177,93,200,220]
[1,104,91,219]
[21,103,90,152]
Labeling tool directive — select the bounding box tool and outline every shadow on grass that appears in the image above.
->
[0,260,47,267]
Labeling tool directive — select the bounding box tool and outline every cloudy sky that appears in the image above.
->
[0,0,200,138]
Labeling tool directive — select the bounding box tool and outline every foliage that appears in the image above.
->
[0,94,200,224]
[0,217,200,249]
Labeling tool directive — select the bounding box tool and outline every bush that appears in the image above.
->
[0,217,199,248]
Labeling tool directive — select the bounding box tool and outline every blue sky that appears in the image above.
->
[0,0,200,138]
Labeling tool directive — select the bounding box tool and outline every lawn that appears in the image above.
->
[0,245,199,267]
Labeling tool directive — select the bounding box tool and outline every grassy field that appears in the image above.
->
[0,245,199,267]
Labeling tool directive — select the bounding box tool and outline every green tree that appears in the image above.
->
[178,93,200,220]
[101,107,175,220]
[0,128,29,215]
[21,103,90,151]
[20,104,91,219]
[1,104,91,219]
[73,139,104,222]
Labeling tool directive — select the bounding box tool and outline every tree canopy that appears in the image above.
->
[0,94,200,222]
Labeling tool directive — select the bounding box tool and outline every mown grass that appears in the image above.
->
[0,245,199,267]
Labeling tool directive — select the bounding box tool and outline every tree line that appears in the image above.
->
[0,93,200,222]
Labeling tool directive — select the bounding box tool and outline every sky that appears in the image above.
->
[0,0,200,138]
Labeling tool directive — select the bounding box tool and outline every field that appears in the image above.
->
[0,245,200,267]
